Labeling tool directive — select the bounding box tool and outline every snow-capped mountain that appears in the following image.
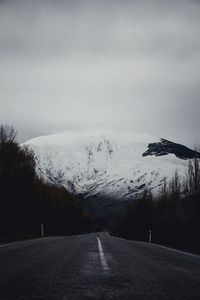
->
[22,130,199,200]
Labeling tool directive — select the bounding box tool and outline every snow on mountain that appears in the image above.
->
[22,130,195,200]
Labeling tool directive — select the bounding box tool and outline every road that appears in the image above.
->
[0,233,200,299]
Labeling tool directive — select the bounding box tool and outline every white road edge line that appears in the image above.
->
[0,236,66,249]
[153,243,200,258]
[110,234,200,258]
[0,238,48,249]
[97,236,109,271]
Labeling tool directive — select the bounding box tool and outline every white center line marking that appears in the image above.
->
[97,236,109,271]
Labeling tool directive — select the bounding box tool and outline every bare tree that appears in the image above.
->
[160,177,168,201]
[170,169,181,201]
[0,125,17,144]
[187,148,200,196]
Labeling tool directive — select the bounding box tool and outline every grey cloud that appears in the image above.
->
[0,0,200,147]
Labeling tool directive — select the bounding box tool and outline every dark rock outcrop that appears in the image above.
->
[143,139,200,160]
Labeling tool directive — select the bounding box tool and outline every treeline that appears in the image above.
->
[0,125,92,241]
[112,154,200,253]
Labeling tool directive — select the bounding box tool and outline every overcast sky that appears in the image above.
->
[0,0,200,146]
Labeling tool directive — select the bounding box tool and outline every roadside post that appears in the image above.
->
[41,224,44,237]
[149,230,152,243]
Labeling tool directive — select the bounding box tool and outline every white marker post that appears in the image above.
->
[41,224,44,237]
[149,230,152,243]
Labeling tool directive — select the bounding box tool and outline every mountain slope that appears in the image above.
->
[22,130,197,200]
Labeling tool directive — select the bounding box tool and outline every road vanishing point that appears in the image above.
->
[0,232,200,299]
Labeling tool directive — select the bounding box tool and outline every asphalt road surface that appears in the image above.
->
[0,233,200,300]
